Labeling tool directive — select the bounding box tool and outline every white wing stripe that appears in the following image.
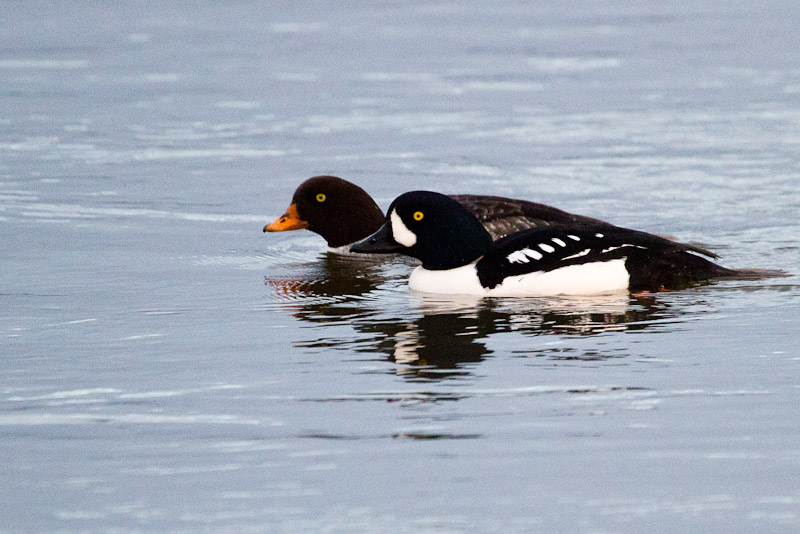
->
[561,248,591,261]
[601,244,648,254]
[507,248,543,263]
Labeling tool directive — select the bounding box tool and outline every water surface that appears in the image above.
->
[2,1,800,532]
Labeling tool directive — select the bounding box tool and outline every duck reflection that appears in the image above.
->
[264,259,679,381]
[387,293,671,378]
[390,296,500,380]
[265,252,394,303]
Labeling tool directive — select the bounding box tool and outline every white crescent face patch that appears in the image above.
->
[390,209,417,247]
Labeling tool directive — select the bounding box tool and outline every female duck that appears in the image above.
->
[350,191,767,295]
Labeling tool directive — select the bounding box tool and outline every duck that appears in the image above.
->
[349,191,771,296]
[263,175,606,250]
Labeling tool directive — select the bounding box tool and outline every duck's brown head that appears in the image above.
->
[264,175,386,248]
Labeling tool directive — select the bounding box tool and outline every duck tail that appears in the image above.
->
[719,268,790,280]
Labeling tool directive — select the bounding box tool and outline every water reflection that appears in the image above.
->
[390,296,498,380]
[264,257,683,380]
[265,252,392,304]
[388,293,674,379]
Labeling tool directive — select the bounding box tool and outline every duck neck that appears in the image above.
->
[416,221,492,270]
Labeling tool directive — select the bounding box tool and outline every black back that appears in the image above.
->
[477,223,735,292]
[452,194,606,239]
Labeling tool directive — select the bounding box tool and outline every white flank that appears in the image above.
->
[390,209,417,247]
[406,258,630,296]
[408,264,484,294]
[538,243,556,253]
[488,258,630,296]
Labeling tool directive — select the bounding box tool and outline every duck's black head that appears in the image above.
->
[350,191,493,270]
[264,175,385,248]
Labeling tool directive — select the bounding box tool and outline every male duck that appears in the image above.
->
[350,191,766,295]
[264,175,605,250]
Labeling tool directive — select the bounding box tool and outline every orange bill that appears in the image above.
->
[263,203,309,232]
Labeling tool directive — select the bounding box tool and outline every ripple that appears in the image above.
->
[2,200,265,223]
[261,251,413,309]
[292,385,649,404]
[0,413,261,426]
[462,80,544,92]
[527,56,621,72]
[270,22,327,34]
[0,59,88,69]
[392,432,481,440]
[6,388,120,402]
[303,110,484,135]
[129,148,288,161]
[361,72,438,82]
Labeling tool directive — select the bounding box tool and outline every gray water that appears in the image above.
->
[2,1,799,532]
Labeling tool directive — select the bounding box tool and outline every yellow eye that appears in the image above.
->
[413,211,424,221]
[316,193,326,203]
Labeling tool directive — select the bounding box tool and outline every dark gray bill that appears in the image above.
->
[349,222,404,254]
